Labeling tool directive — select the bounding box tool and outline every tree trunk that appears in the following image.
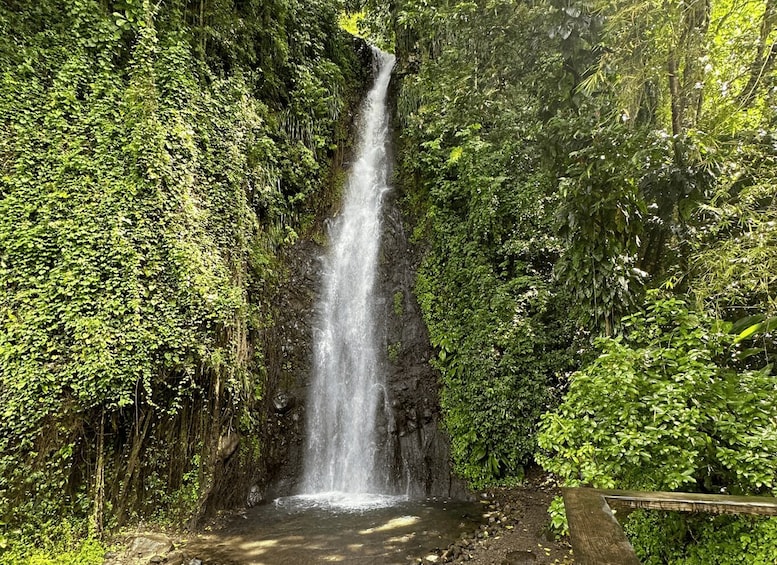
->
[739,0,777,106]
[668,53,683,138]
[91,409,105,536]
[199,0,207,59]
[116,409,152,526]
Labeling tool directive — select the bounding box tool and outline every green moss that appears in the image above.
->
[387,342,401,363]
[392,291,404,318]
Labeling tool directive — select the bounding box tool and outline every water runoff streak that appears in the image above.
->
[289,48,400,511]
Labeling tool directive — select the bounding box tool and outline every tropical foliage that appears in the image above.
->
[3,0,777,561]
[385,0,777,560]
[0,0,363,559]
[394,0,577,486]
[538,293,777,495]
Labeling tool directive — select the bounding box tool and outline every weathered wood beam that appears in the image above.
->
[562,488,777,565]
[562,488,641,565]
[600,489,777,517]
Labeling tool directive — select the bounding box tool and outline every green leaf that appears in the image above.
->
[736,317,777,343]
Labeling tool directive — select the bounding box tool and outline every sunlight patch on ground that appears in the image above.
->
[358,515,420,535]
[386,532,416,544]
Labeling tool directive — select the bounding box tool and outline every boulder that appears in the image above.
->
[126,533,174,559]
[247,484,264,507]
[217,431,240,461]
[165,552,186,565]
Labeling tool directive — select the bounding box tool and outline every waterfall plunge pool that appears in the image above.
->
[185,496,486,564]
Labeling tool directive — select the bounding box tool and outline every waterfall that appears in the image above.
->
[300,48,397,499]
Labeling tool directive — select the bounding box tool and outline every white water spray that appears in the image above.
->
[299,49,398,504]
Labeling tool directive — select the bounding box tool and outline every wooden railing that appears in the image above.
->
[562,488,777,565]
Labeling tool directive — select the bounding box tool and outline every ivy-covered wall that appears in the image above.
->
[0,0,366,554]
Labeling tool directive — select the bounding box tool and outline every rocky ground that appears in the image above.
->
[103,470,573,565]
[414,470,573,565]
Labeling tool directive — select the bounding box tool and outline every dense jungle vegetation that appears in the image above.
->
[383,0,777,562]
[1,0,776,563]
[0,0,366,561]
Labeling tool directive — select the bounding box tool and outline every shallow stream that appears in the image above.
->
[187,497,486,564]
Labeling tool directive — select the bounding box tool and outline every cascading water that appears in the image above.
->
[297,48,398,506]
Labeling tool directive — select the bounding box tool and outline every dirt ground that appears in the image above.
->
[420,469,573,565]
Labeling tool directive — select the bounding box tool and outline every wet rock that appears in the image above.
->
[273,392,295,414]
[247,484,263,507]
[126,533,174,559]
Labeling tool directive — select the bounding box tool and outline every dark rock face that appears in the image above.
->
[259,239,323,500]
[258,186,466,501]
[378,191,468,499]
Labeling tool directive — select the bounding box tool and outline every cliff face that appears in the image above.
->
[258,201,466,501]
[0,0,383,538]
[256,48,465,501]
[258,237,322,499]
[378,188,469,499]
